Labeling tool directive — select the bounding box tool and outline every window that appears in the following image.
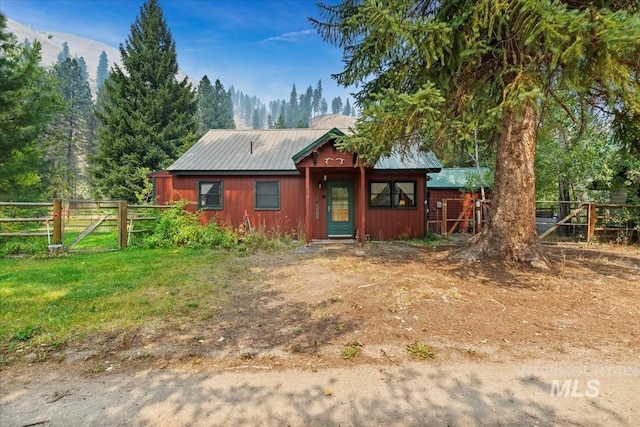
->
[369,181,416,208]
[394,181,416,207]
[199,181,222,209]
[255,181,280,210]
[370,182,391,207]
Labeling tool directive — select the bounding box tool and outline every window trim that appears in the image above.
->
[198,180,223,210]
[369,180,417,209]
[255,180,281,210]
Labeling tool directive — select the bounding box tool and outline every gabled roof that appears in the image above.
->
[427,167,491,188]
[167,128,443,174]
[168,129,333,174]
[291,128,345,163]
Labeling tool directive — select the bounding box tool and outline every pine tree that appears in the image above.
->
[76,56,88,82]
[49,57,94,198]
[251,108,261,129]
[96,51,108,92]
[286,84,298,127]
[196,76,234,133]
[343,99,351,116]
[274,113,287,129]
[56,41,70,64]
[92,0,196,202]
[331,96,342,114]
[320,98,328,115]
[267,114,274,129]
[313,0,640,266]
[312,80,323,117]
[0,15,61,200]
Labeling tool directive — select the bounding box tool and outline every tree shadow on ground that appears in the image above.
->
[5,363,632,426]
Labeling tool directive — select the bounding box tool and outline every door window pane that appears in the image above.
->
[331,186,349,222]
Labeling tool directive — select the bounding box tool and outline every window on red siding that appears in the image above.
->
[369,181,416,208]
[255,181,280,210]
[199,181,223,209]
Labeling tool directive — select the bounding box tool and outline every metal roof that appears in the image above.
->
[168,129,331,173]
[427,167,491,188]
[374,148,442,171]
[168,129,442,174]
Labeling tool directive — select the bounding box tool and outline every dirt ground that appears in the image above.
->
[2,240,640,426]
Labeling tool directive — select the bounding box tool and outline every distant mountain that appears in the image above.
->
[310,114,357,131]
[6,18,189,96]
[6,18,122,95]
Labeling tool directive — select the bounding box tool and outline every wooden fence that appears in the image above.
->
[0,199,169,253]
[428,199,639,243]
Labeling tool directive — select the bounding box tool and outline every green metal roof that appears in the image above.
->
[427,167,491,188]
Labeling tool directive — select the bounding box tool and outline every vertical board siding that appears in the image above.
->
[163,174,306,236]
[154,171,429,240]
[365,174,426,240]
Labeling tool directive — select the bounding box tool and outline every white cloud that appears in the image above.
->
[259,29,314,44]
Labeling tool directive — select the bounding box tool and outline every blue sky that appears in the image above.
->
[0,0,354,106]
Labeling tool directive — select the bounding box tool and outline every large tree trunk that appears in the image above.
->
[453,103,548,268]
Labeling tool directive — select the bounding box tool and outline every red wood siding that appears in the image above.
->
[365,174,426,240]
[154,169,428,240]
[151,171,175,204]
[162,174,306,236]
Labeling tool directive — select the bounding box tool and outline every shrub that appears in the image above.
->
[138,201,238,249]
[137,201,296,252]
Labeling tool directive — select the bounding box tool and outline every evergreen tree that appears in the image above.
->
[320,98,328,115]
[195,76,235,133]
[196,75,215,135]
[213,79,235,129]
[299,85,313,126]
[0,15,62,200]
[76,56,88,82]
[49,57,94,198]
[343,99,351,116]
[56,41,70,64]
[96,50,108,92]
[92,0,196,202]
[313,0,640,266]
[312,80,323,117]
[331,96,342,114]
[267,114,273,129]
[251,108,261,129]
[286,84,298,127]
[274,113,287,129]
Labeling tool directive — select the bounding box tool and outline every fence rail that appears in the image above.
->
[1,199,169,254]
[428,199,639,243]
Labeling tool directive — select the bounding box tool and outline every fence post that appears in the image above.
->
[587,202,596,243]
[53,199,62,244]
[441,200,447,237]
[118,201,128,249]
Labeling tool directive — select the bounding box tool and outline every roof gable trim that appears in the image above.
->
[291,128,346,164]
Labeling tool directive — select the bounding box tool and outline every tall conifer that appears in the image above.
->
[92,0,196,201]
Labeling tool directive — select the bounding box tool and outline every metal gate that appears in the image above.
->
[62,200,121,252]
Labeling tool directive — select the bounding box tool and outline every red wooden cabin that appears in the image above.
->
[152,128,442,244]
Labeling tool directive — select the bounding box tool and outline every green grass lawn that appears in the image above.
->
[0,248,243,358]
